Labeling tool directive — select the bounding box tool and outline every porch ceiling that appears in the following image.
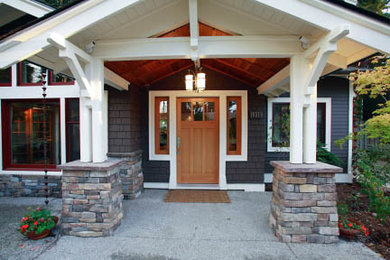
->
[104,23,289,87]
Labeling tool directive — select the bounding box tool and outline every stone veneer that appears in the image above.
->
[108,150,143,200]
[59,159,124,237]
[0,175,61,197]
[269,161,343,243]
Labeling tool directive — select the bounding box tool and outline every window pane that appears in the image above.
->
[317,103,326,145]
[51,72,74,84]
[193,102,204,121]
[205,102,215,121]
[272,103,290,147]
[181,102,192,121]
[66,99,80,162]
[21,61,46,84]
[0,67,11,84]
[228,100,237,151]
[159,100,169,151]
[10,101,60,165]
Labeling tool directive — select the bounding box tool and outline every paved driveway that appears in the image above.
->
[37,190,381,260]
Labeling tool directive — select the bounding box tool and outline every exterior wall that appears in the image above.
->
[140,68,266,184]
[265,76,350,173]
[108,86,142,153]
[0,174,61,197]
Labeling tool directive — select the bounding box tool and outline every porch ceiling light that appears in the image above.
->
[185,67,206,92]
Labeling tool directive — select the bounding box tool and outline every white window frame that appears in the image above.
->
[267,97,332,152]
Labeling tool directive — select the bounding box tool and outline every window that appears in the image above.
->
[267,97,331,152]
[49,71,75,85]
[0,67,12,86]
[155,97,169,154]
[66,99,80,162]
[18,61,47,86]
[227,97,242,155]
[2,100,61,170]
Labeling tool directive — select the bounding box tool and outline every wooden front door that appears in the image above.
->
[177,97,219,184]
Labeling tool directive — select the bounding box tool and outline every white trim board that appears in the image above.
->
[148,90,248,190]
[267,97,332,152]
[0,170,62,176]
[143,182,265,192]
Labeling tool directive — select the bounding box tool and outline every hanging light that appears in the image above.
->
[185,73,194,91]
[185,66,206,92]
[197,72,206,91]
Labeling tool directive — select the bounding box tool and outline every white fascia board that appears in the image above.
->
[257,65,290,95]
[0,0,139,69]
[0,0,54,18]
[104,68,129,91]
[255,0,390,54]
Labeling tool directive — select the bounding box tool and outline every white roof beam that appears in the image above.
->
[255,0,390,54]
[0,0,139,69]
[189,0,199,67]
[257,65,290,95]
[0,0,54,18]
[304,25,350,95]
[93,36,302,61]
[104,68,129,91]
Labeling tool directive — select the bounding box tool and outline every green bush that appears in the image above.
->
[317,145,343,167]
[355,146,390,223]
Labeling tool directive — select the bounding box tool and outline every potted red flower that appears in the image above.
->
[20,207,58,240]
[339,216,370,239]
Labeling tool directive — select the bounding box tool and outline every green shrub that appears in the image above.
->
[317,145,343,167]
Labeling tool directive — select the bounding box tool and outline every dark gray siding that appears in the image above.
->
[264,76,350,173]
[108,86,142,153]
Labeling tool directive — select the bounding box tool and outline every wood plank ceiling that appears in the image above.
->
[104,23,289,87]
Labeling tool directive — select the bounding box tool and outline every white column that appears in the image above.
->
[79,97,92,162]
[90,58,107,163]
[60,98,67,164]
[289,55,309,164]
[303,84,317,164]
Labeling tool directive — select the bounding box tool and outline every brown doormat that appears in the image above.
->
[164,190,231,203]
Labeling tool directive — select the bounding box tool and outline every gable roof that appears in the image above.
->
[0,0,388,78]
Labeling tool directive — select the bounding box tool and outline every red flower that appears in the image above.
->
[34,221,38,226]
[40,218,45,222]
[22,217,28,222]
[22,224,29,229]
[348,223,353,227]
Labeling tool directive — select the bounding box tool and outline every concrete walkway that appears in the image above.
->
[36,190,381,260]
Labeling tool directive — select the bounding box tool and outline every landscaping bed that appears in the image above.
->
[337,183,390,259]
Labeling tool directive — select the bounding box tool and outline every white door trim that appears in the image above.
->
[149,90,248,190]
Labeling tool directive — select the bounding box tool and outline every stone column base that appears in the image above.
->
[59,159,124,237]
[269,161,343,244]
[108,151,144,200]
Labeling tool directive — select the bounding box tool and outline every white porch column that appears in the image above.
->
[79,97,92,162]
[303,84,317,164]
[289,55,309,164]
[90,58,107,163]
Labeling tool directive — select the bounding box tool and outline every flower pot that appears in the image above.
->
[24,216,59,240]
[339,219,364,239]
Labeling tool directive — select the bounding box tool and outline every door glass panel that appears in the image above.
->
[228,100,237,151]
[181,102,192,121]
[159,100,169,151]
[193,102,204,121]
[205,102,215,121]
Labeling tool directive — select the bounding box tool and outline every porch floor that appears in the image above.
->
[41,190,380,260]
[0,190,381,260]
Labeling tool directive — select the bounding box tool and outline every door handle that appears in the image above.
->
[177,137,181,155]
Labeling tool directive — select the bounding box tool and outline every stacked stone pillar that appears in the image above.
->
[269,161,342,243]
[59,159,124,237]
[108,151,144,200]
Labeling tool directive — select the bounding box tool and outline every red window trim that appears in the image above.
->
[17,62,45,86]
[227,96,242,155]
[155,97,169,155]
[0,66,12,87]
[49,71,75,86]
[2,99,61,171]
[65,98,80,162]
